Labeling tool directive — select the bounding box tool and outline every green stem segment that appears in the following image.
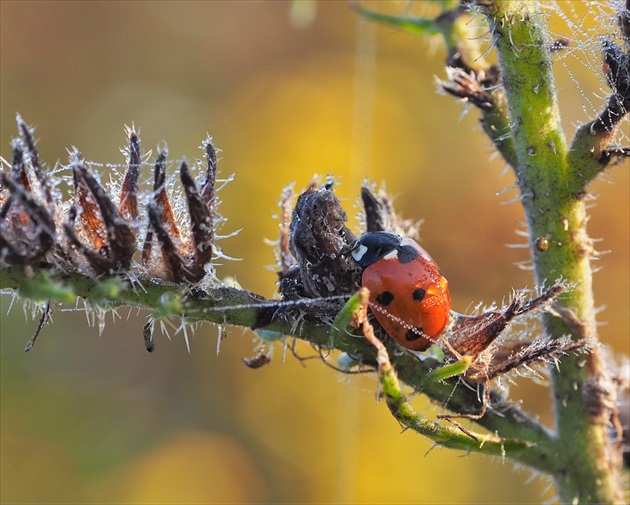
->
[0,265,555,466]
[379,359,547,466]
[480,1,622,502]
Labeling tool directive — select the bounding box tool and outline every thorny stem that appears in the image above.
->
[0,264,556,470]
[479,1,624,503]
[377,358,542,462]
[356,287,557,471]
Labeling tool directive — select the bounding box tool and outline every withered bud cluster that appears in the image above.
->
[441,56,502,112]
[1,115,222,284]
[1,119,56,266]
[276,178,410,303]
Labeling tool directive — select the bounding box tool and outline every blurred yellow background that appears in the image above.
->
[1,1,627,503]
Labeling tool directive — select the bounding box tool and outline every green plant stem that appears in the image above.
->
[479,89,518,168]
[358,289,558,472]
[378,358,555,471]
[434,5,518,168]
[480,1,622,502]
[0,264,555,467]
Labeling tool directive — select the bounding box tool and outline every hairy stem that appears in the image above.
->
[480,1,622,502]
[369,325,553,469]
[0,264,555,464]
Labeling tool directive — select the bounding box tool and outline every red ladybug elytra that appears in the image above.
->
[350,232,451,351]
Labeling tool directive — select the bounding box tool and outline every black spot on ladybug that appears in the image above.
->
[412,288,426,302]
[405,327,424,341]
[376,291,394,306]
[397,245,419,264]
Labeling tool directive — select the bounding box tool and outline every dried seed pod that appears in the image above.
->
[284,181,359,299]
[3,117,238,348]
[0,119,57,266]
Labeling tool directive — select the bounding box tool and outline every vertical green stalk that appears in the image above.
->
[481,1,621,502]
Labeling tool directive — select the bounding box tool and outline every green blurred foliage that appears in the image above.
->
[1,1,627,503]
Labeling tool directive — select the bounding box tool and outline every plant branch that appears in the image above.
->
[478,1,624,502]
[0,114,558,461]
[354,287,558,472]
[0,263,558,464]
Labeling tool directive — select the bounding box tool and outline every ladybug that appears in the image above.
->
[350,231,451,351]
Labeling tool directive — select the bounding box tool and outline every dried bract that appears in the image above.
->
[594,38,630,134]
[180,160,215,281]
[361,184,418,238]
[65,155,135,274]
[16,114,54,210]
[119,128,141,221]
[0,170,55,265]
[447,284,567,359]
[142,150,181,272]
[277,182,296,274]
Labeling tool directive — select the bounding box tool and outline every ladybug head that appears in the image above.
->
[350,232,402,268]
